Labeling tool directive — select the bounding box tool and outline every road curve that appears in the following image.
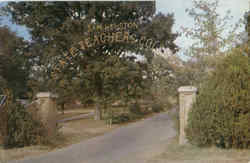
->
[8,111,176,163]
[57,112,94,123]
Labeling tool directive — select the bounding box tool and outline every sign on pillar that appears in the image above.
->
[178,86,197,145]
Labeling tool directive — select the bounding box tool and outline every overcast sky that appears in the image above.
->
[0,0,249,56]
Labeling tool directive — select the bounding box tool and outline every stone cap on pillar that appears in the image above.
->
[178,86,197,93]
[36,92,58,99]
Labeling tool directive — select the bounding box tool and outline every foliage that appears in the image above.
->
[5,2,178,120]
[182,0,242,85]
[149,54,183,105]
[0,26,31,98]
[244,11,250,43]
[107,110,144,124]
[0,90,49,148]
[244,11,250,56]
[108,112,145,124]
[128,112,144,121]
[106,102,150,124]
[53,77,76,114]
[151,102,164,113]
[186,48,250,149]
[129,102,143,115]
[110,113,131,124]
[150,55,174,98]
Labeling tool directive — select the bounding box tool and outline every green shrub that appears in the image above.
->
[164,100,174,111]
[129,103,143,115]
[0,98,49,148]
[111,113,130,124]
[186,49,250,149]
[151,102,164,113]
[108,112,144,124]
[128,112,143,120]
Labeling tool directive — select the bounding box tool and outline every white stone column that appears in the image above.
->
[36,92,58,134]
[178,86,197,145]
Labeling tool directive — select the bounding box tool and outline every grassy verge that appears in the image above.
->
[149,107,250,163]
[151,136,250,163]
[0,115,118,162]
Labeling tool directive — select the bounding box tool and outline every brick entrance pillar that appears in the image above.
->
[178,86,197,145]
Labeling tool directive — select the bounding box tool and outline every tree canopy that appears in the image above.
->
[182,0,242,85]
[5,1,178,119]
[0,26,30,98]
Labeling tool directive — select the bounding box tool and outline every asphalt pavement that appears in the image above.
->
[8,111,176,163]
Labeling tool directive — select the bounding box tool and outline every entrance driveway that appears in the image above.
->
[8,111,176,163]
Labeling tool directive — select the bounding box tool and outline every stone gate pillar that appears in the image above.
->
[178,86,197,145]
[36,92,58,135]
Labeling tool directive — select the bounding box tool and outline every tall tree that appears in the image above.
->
[182,0,242,85]
[6,2,178,119]
[244,11,250,50]
[0,26,30,98]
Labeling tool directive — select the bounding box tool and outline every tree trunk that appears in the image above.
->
[61,103,65,115]
[94,102,102,120]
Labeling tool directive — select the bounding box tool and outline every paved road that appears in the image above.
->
[8,111,176,163]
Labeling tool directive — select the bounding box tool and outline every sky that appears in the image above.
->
[157,0,250,55]
[0,0,249,56]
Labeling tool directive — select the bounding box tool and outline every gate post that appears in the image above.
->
[36,92,58,135]
[178,86,197,145]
